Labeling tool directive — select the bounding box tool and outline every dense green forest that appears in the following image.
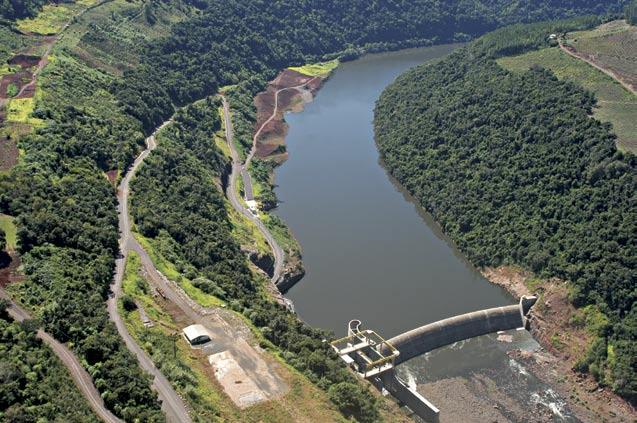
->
[0,0,632,420]
[375,18,636,400]
[0,302,100,422]
[0,0,48,21]
[116,0,629,133]
[0,7,163,421]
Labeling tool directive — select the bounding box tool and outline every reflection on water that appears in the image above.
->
[274,45,577,421]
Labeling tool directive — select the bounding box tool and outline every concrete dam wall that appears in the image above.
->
[385,296,536,365]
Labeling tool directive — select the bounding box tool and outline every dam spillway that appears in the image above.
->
[332,296,537,422]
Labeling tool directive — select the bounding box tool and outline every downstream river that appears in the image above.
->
[275,46,578,422]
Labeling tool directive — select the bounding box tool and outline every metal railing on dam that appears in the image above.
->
[332,295,537,422]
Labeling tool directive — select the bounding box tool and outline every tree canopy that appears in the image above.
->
[375,19,637,400]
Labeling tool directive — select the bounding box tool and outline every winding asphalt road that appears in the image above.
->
[107,121,193,423]
[0,287,124,423]
[222,97,286,289]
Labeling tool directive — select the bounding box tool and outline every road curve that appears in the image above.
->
[222,97,287,288]
[223,77,318,290]
[107,121,193,423]
[0,287,124,423]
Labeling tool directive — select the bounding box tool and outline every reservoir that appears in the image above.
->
[275,46,578,421]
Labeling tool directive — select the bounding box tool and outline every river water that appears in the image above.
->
[274,46,579,422]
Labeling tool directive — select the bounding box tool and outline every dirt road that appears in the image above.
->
[245,77,319,169]
[0,287,124,423]
[222,97,287,290]
[559,42,636,95]
[107,121,193,423]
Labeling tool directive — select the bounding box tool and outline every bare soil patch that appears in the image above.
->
[0,71,34,99]
[253,69,326,160]
[0,252,24,288]
[483,266,637,422]
[8,54,41,69]
[0,135,19,171]
[106,169,118,185]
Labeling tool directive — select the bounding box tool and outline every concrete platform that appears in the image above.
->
[208,350,267,408]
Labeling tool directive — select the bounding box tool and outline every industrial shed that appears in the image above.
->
[182,324,211,345]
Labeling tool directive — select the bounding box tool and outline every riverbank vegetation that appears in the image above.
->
[0,303,100,422]
[375,17,636,401]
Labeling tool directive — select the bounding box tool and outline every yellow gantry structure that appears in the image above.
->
[330,322,400,378]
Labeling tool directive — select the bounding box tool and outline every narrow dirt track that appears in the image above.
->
[107,120,193,423]
[245,77,320,168]
[0,287,124,423]
[559,42,636,95]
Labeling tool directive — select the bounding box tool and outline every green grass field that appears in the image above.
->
[288,59,339,77]
[17,3,77,35]
[6,97,45,126]
[133,233,225,308]
[498,47,637,152]
[0,214,17,250]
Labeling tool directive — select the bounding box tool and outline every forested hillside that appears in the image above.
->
[0,0,48,21]
[0,303,100,422]
[0,0,632,421]
[375,18,636,400]
[117,0,629,132]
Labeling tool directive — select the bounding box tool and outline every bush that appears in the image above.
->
[327,382,379,423]
[122,295,137,312]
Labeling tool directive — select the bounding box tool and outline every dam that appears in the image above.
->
[332,296,538,422]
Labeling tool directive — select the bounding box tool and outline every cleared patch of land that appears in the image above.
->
[16,2,94,35]
[497,46,637,152]
[288,59,339,77]
[565,20,637,92]
[0,214,17,250]
[120,250,350,422]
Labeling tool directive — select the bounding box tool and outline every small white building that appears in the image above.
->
[246,199,259,216]
[182,324,211,345]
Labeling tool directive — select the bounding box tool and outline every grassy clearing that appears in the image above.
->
[0,214,17,250]
[288,59,339,77]
[17,3,76,35]
[134,233,225,308]
[261,213,300,256]
[0,64,20,77]
[215,107,231,158]
[497,47,637,152]
[227,203,270,255]
[6,97,44,126]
